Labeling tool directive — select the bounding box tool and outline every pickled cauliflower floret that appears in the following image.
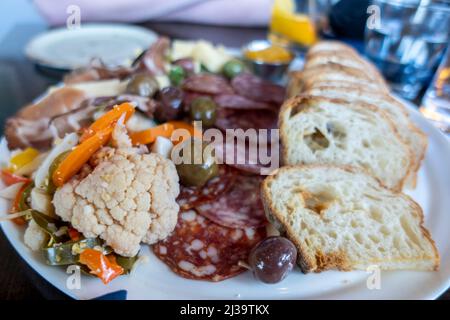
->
[52,125,179,257]
[24,220,48,251]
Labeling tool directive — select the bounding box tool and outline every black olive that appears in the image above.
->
[154,87,183,122]
[248,236,297,284]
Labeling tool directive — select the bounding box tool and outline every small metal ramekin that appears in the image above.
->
[242,39,294,83]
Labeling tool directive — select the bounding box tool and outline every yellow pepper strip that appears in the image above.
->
[80,102,135,143]
[9,148,39,172]
[129,123,174,146]
[52,126,113,187]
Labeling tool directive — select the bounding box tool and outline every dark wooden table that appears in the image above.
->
[0,22,448,300]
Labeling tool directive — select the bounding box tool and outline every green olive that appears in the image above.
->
[189,97,217,127]
[222,59,246,79]
[176,139,219,187]
[126,73,159,97]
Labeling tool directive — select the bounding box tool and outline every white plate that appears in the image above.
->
[25,24,157,70]
[1,101,450,300]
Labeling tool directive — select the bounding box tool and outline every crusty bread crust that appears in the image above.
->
[292,63,389,94]
[278,95,414,191]
[261,165,440,273]
[287,41,428,190]
[301,84,428,188]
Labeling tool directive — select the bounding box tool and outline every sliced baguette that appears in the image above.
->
[279,95,412,191]
[261,165,440,272]
[304,85,428,188]
[306,41,360,58]
[304,51,388,88]
[293,63,388,94]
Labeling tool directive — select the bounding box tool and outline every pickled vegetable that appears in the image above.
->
[46,151,70,194]
[169,65,185,86]
[42,238,103,266]
[189,97,217,127]
[30,210,67,244]
[222,59,246,79]
[9,148,39,172]
[79,249,124,284]
[176,139,218,187]
[248,236,297,283]
[116,254,139,274]
[16,182,34,212]
[126,73,159,97]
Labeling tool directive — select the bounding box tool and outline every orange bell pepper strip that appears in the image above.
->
[167,120,202,144]
[52,126,113,187]
[129,123,174,146]
[1,169,31,186]
[80,102,135,142]
[79,249,124,284]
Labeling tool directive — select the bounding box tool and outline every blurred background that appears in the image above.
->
[1,1,449,129]
[0,0,449,299]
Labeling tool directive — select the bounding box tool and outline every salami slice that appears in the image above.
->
[213,139,278,175]
[215,108,278,131]
[196,174,268,228]
[176,165,237,210]
[231,73,285,105]
[214,94,275,111]
[183,74,234,95]
[153,210,266,281]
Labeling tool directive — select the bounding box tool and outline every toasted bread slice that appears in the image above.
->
[292,63,388,94]
[306,41,360,58]
[304,51,387,88]
[304,85,428,188]
[261,165,440,272]
[279,95,412,191]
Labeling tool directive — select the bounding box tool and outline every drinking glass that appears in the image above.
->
[420,46,450,133]
[364,0,450,100]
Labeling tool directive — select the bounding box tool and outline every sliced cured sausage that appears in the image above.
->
[214,94,275,111]
[182,74,234,95]
[196,174,268,228]
[153,210,266,281]
[215,108,278,131]
[231,73,285,105]
[177,165,236,210]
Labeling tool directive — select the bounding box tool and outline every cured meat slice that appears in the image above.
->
[215,108,278,131]
[182,74,234,95]
[214,94,275,111]
[196,174,268,228]
[231,73,285,105]
[213,139,278,175]
[176,165,237,210]
[138,37,170,76]
[153,210,266,281]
